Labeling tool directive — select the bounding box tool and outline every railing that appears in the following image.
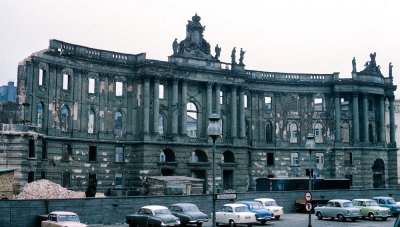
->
[245,70,334,83]
[188,138,208,143]
[49,39,146,65]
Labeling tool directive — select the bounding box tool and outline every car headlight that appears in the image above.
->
[347,210,350,215]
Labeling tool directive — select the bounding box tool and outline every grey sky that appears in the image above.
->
[1,0,399,96]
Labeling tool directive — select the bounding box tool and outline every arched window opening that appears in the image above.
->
[369,123,374,142]
[114,111,122,137]
[61,105,69,131]
[341,122,350,142]
[161,149,175,162]
[159,114,164,135]
[222,150,235,163]
[314,123,323,143]
[187,102,197,138]
[265,122,273,142]
[88,108,95,134]
[192,150,208,162]
[289,123,298,143]
[37,103,43,127]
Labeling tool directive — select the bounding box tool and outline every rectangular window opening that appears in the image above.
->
[220,91,223,104]
[62,172,71,187]
[88,78,95,94]
[159,84,164,99]
[115,147,124,163]
[116,82,123,96]
[28,139,35,158]
[42,139,47,159]
[244,94,248,108]
[344,152,353,165]
[63,74,69,90]
[291,153,299,166]
[62,144,71,161]
[115,173,123,186]
[265,96,271,111]
[89,146,97,162]
[314,98,323,111]
[39,69,44,86]
[28,171,34,183]
[267,153,274,166]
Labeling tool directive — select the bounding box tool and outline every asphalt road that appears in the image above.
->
[89,213,397,227]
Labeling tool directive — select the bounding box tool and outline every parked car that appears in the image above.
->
[41,211,87,227]
[352,199,389,221]
[235,201,273,224]
[254,198,284,220]
[126,205,181,227]
[373,197,400,216]
[169,203,208,226]
[314,199,361,222]
[215,203,257,227]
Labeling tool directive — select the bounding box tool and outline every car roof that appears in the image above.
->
[236,201,260,205]
[352,199,375,202]
[142,205,168,210]
[328,199,351,203]
[49,211,78,216]
[170,203,197,207]
[254,198,275,202]
[223,203,248,208]
[373,197,394,200]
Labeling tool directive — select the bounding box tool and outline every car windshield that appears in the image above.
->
[155,209,171,215]
[183,206,199,212]
[367,201,378,206]
[249,203,263,209]
[235,206,250,212]
[388,199,396,204]
[342,202,353,207]
[58,215,79,222]
[265,201,277,206]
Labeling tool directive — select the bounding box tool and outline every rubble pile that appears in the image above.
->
[15,179,104,199]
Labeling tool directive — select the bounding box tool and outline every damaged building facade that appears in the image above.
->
[0,14,398,195]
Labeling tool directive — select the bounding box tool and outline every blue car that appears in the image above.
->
[235,201,273,224]
[372,197,400,216]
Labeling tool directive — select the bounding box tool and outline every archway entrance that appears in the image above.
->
[372,159,385,188]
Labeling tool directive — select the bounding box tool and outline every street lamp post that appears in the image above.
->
[305,133,315,227]
[207,114,222,227]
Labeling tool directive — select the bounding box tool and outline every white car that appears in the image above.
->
[216,203,257,227]
[41,211,87,227]
[254,198,284,220]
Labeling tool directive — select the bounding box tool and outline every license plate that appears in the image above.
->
[245,216,251,219]
[169,224,174,226]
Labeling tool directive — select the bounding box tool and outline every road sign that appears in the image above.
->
[305,202,313,212]
[305,191,312,202]
[216,193,237,200]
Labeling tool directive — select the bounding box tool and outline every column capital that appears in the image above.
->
[352,91,359,97]
[207,81,213,87]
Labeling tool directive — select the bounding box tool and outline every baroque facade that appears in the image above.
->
[0,14,397,195]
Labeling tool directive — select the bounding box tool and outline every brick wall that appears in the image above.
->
[1,188,400,227]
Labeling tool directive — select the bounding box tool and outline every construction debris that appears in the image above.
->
[15,179,105,199]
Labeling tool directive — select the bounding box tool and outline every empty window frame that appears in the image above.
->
[316,152,324,167]
[39,69,45,86]
[289,123,298,143]
[114,111,122,137]
[159,84,164,99]
[314,123,323,143]
[88,108,95,134]
[265,122,273,142]
[267,153,274,166]
[61,105,69,131]
[220,91,223,104]
[28,139,35,158]
[344,152,353,165]
[89,146,97,162]
[158,114,164,135]
[62,172,71,187]
[115,147,124,163]
[341,98,349,111]
[186,102,197,138]
[244,94,248,108]
[290,153,299,166]
[62,74,70,90]
[88,78,95,94]
[28,171,35,183]
[41,139,47,160]
[314,98,323,111]
[341,122,350,142]
[62,144,71,161]
[37,103,43,127]
[264,96,271,111]
[115,173,123,186]
[116,82,123,96]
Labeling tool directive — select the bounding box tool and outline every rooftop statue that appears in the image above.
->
[352,57,356,72]
[359,52,383,76]
[239,48,246,65]
[389,62,393,78]
[172,38,179,55]
[214,44,221,61]
[231,47,237,65]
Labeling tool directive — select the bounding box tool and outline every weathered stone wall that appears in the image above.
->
[0,102,20,124]
[0,171,14,199]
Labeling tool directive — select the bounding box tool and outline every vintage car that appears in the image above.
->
[373,196,400,216]
[254,198,284,220]
[169,203,208,226]
[314,199,361,222]
[235,201,273,224]
[352,199,389,220]
[215,203,257,227]
[41,211,87,227]
[126,205,181,227]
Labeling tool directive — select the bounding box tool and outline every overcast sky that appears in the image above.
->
[1,0,399,96]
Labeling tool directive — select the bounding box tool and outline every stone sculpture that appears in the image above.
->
[215,44,221,60]
[172,38,178,55]
[239,48,245,65]
[231,47,236,65]
[352,57,356,72]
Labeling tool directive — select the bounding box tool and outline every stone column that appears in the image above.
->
[389,96,396,143]
[335,94,341,141]
[215,84,221,115]
[379,96,386,142]
[231,86,237,138]
[207,82,212,118]
[239,88,245,138]
[143,78,150,134]
[181,80,187,135]
[172,80,178,135]
[352,92,360,142]
[153,78,159,134]
[362,93,368,142]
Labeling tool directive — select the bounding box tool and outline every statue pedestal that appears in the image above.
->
[168,56,221,69]
[232,64,245,72]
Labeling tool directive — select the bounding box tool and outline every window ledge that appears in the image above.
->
[27,157,37,160]
[158,162,178,166]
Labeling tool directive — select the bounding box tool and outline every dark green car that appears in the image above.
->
[126,205,181,227]
[169,203,208,227]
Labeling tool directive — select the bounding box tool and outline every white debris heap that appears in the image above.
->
[16,179,104,199]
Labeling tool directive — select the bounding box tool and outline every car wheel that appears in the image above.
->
[196,222,202,227]
[275,215,280,220]
[317,212,323,220]
[247,224,252,227]
[330,217,334,220]
[260,220,267,225]
[382,217,387,221]
[229,219,236,227]
[368,213,375,221]
[351,218,357,222]
[338,214,345,222]
[216,222,220,226]
[129,224,137,227]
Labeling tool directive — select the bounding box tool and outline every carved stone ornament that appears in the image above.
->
[359,52,383,76]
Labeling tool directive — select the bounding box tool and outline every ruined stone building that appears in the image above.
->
[0,14,397,195]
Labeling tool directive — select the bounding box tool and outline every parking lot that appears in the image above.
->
[89,213,396,227]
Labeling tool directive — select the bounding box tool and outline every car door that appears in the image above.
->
[334,202,342,217]
[218,206,228,224]
[227,206,235,223]
[137,208,150,226]
[325,202,334,217]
